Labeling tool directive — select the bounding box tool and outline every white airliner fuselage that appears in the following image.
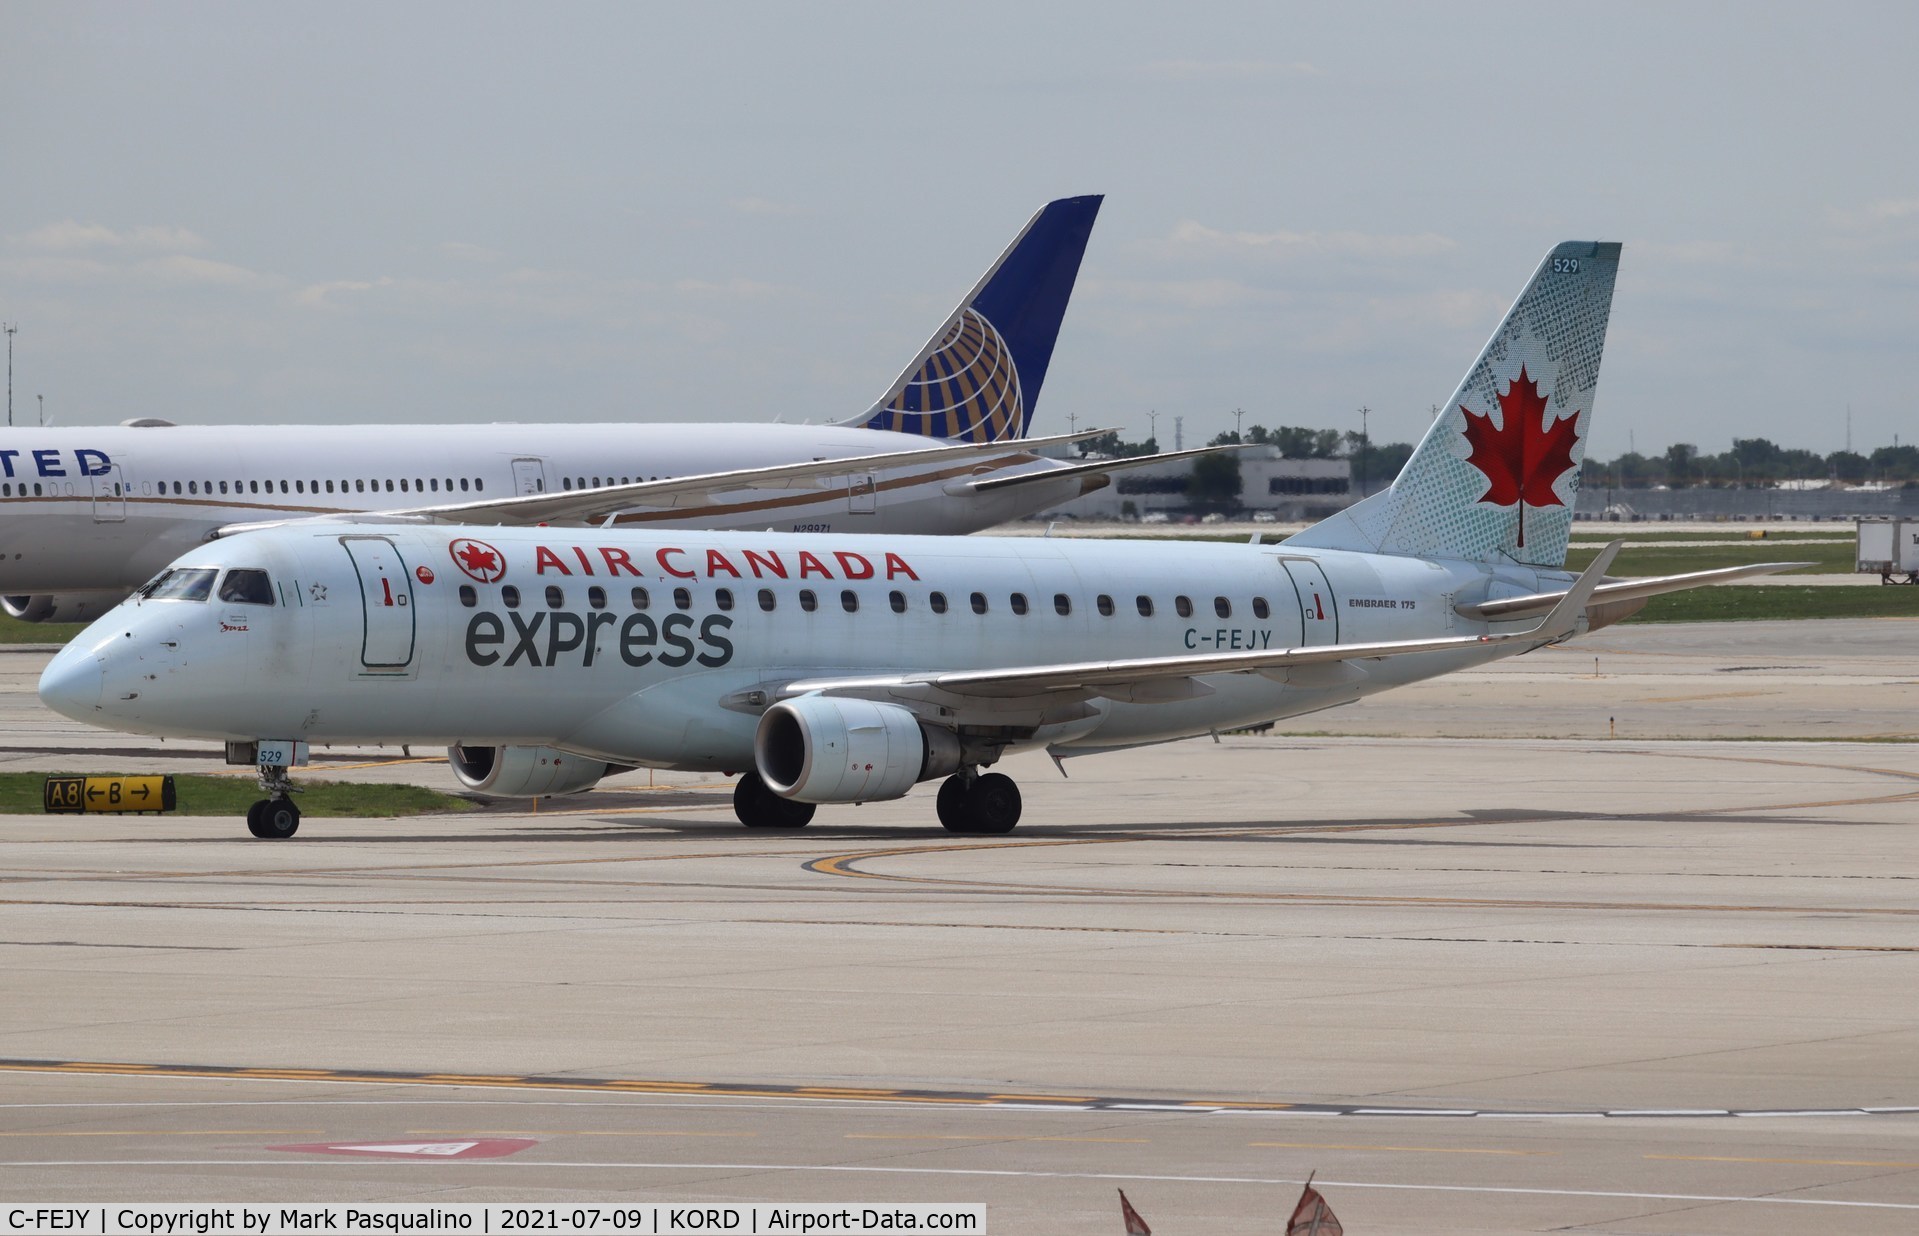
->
[39,523,1579,783]
[0,422,1092,598]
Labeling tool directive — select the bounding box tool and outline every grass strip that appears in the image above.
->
[0,772,475,817]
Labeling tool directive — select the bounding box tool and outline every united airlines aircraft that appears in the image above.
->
[39,242,1805,837]
[1,195,1215,623]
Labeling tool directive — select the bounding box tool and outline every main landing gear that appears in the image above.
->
[730,768,1023,833]
[246,764,302,839]
[935,771,1022,834]
[733,771,816,828]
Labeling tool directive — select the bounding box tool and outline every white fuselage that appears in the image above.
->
[42,525,1570,769]
[0,423,1084,595]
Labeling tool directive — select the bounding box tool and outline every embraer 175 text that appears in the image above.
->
[39,242,1805,838]
[0,195,1216,624]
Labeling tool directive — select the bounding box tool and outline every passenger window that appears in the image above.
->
[716,588,734,611]
[889,590,907,613]
[799,589,818,613]
[459,585,477,608]
[930,591,948,614]
[324,480,334,494]
[459,478,470,491]
[841,589,859,613]
[356,479,365,492]
[631,587,650,610]
[216,569,273,605]
[148,568,218,602]
[587,586,607,610]
[1010,593,1028,615]
[1054,593,1071,616]
[758,588,776,612]
[502,585,521,608]
[1253,597,1270,619]
[430,478,440,492]
[249,480,259,494]
[1176,596,1194,618]
[545,585,565,608]
[1214,597,1231,619]
[190,481,200,494]
[220,481,229,494]
[1097,594,1115,617]
[674,587,692,610]
[1136,596,1154,617]
[970,592,988,615]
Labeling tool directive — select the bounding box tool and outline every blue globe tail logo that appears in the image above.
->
[869,309,1024,443]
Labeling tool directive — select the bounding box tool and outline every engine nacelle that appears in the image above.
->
[3,592,130,624]
[755,696,961,804]
[447,744,608,797]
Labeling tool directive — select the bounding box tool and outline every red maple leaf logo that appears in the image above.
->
[449,538,505,582]
[1460,364,1581,547]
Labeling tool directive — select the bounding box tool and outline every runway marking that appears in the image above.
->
[0,1058,1911,1122]
[410,1129,756,1139]
[843,1134,1150,1144]
[1247,1141,1548,1156]
[0,1129,323,1137]
[1639,690,1777,704]
[1648,1154,1919,1168]
[1,1159,1914,1211]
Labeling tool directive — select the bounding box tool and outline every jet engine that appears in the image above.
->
[755,696,961,804]
[3,593,130,624]
[447,744,609,797]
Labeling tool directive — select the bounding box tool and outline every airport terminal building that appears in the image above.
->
[1040,446,1354,521]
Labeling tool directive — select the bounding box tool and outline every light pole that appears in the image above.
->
[1146,410,1158,448]
[1232,406,1245,443]
[1357,405,1371,496]
[4,323,15,428]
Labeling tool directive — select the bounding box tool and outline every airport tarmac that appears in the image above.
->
[2,624,1916,1232]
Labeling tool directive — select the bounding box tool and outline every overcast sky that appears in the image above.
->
[3,2,1914,458]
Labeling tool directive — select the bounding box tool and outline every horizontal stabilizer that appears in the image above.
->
[1456,560,1814,622]
[956,443,1256,495]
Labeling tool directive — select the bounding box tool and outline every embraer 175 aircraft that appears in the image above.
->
[1,194,1215,624]
[39,241,1805,838]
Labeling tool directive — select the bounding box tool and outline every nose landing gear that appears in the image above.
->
[246,764,301,839]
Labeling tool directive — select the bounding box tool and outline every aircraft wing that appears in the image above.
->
[1454,561,1814,622]
[213,428,1107,537]
[951,443,1255,495]
[778,544,1618,705]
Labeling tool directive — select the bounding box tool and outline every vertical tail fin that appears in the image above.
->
[1289,241,1621,568]
[849,195,1103,443]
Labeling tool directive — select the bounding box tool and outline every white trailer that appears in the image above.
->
[1856,518,1919,584]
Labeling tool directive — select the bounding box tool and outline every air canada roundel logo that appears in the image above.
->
[449,537,506,583]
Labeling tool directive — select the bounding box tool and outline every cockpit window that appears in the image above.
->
[217,568,275,605]
[146,568,218,602]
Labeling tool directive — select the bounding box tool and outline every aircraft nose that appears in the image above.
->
[37,644,105,721]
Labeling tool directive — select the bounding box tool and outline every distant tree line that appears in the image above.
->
[1583,438,1919,490]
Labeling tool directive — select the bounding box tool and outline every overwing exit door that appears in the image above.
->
[341,536,416,670]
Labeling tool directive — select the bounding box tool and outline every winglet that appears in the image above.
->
[1532,540,1620,641]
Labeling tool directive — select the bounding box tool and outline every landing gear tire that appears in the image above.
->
[936,776,970,832]
[937,772,1022,835]
[247,798,300,839]
[733,772,815,829]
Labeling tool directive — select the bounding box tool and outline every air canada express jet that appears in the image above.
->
[1,195,1218,623]
[39,242,1805,838]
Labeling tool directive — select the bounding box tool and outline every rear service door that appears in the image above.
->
[1281,558,1338,645]
[342,536,416,670]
